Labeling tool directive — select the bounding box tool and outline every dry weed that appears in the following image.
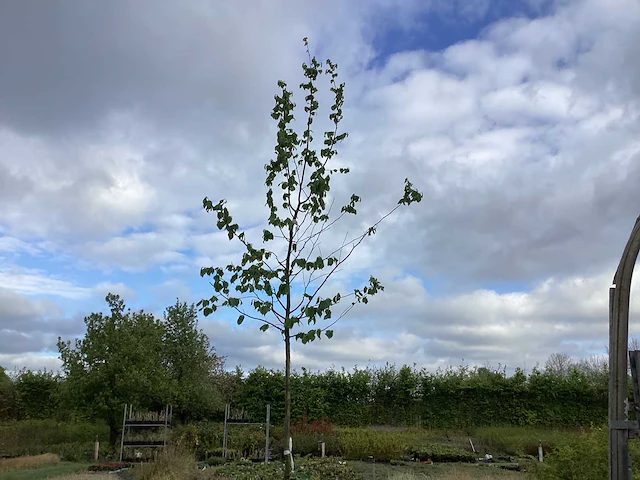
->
[0,453,60,471]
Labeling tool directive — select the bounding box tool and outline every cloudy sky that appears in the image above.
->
[1,0,640,375]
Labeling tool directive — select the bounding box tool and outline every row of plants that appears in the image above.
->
[172,419,584,465]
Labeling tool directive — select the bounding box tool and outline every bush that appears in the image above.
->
[535,426,607,480]
[407,443,476,463]
[135,445,199,480]
[0,419,108,457]
[337,428,407,460]
[88,461,135,472]
[212,457,357,480]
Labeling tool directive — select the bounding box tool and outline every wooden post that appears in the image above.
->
[609,216,640,480]
[321,442,325,458]
[94,435,99,461]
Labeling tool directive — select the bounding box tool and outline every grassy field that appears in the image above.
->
[0,462,90,480]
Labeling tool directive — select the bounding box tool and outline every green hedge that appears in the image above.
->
[236,364,608,429]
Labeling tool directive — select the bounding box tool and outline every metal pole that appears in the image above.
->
[119,403,127,462]
[265,404,270,464]
[223,403,229,459]
[163,405,169,448]
[609,215,640,480]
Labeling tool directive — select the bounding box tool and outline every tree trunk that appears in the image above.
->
[283,327,292,480]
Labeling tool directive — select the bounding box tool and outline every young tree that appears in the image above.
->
[199,38,422,478]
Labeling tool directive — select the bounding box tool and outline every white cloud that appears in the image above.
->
[1,0,640,372]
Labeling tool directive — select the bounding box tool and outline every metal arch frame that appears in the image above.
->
[609,215,640,480]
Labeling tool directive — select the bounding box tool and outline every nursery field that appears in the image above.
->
[0,419,628,479]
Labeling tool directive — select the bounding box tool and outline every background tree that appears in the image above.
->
[58,294,167,445]
[0,365,15,420]
[162,299,225,422]
[198,38,422,478]
[57,294,224,445]
[544,352,574,377]
[14,369,61,420]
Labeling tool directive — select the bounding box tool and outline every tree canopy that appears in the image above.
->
[57,294,224,444]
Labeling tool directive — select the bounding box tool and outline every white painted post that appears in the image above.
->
[538,441,543,462]
[289,437,294,472]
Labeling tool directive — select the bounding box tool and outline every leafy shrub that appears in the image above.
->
[212,457,357,480]
[407,443,476,463]
[337,428,407,460]
[88,461,134,471]
[204,456,227,466]
[0,419,108,457]
[535,426,607,480]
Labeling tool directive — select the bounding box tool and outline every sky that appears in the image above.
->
[1,0,640,375]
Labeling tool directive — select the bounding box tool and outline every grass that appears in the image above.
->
[0,462,90,480]
[47,476,113,480]
[349,461,530,480]
[386,470,525,479]
[0,454,60,471]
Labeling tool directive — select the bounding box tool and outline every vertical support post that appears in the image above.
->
[265,404,271,464]
[610,284,630,479]
[609,215,640,480]
[163,405,169,448]
[321,442,325,458]
[223,403,229,459]
[537,441,543,462]
[119,403,127,462]
[94,435,99,461]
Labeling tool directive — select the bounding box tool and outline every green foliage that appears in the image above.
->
[407,443,476,463]
[198,38,421,479]
[0,419,109,458]
[0,365,16,420]
[231,363,607,430]
[14,369,61,420]
[212,457,358,480]
[337,428,408,461]
[163,299,226,421]
[57,294,224,444]
[534,426,608,480]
